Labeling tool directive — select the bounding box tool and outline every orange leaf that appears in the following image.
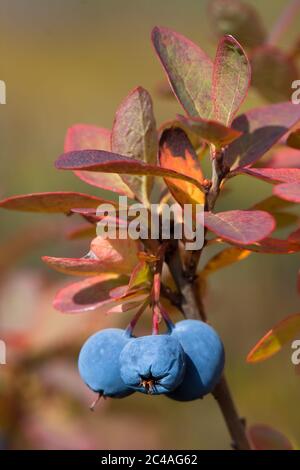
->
[159,127,205,205]
[247,313,300,363]
[201,246,251,278]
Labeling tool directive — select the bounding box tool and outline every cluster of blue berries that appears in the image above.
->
[78,319,225,403]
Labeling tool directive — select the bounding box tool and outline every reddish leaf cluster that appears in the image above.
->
[1,20,300,450]
[1,25,300,328]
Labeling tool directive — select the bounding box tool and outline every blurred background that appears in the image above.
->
[0,0,300,449]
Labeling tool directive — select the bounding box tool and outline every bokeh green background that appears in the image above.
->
[0,0,300,449]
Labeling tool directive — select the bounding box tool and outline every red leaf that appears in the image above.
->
[42,256,107,276]
[212,35,251,126]
[0,192,110,214]
[244,238,300,254]
[111,87,158,203]
[288,227,300,244]
[55,150,205,192]
[224,102,300,169]
[53,275,124,313]
[44,237,140,277]
[90,236,140,274]
[151,26,213,119]
[265,147,300,169]
[66,224,96,240]
[75,172,134,198]
[159,127,205,205]
[238,167,300,183]
[248,424,294,450]
[65,124,134,198]
[273,182,300,202]
[64,124,111,152]
[204,210,275,245]
[177,114,242,147]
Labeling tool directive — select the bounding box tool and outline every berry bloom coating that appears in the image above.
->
[78,328,134,398]
[168,320,225,401]
[119,334,186,394]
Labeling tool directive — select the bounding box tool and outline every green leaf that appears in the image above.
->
[212,35,251,126]
[111,87,158,204]
[127,261,152,291]
[151,26,213,119]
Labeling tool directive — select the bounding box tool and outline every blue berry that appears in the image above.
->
[167,320,225,401]
[119,334,186,394]
[78,328,134,398]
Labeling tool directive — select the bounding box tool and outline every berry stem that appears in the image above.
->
[126,300,149,335]
[89,393,102,412]
[159,302,175,332]
[150,243,168,334]
[152,304,160,335]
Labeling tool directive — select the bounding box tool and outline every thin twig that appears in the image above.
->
[212,377,251,450]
